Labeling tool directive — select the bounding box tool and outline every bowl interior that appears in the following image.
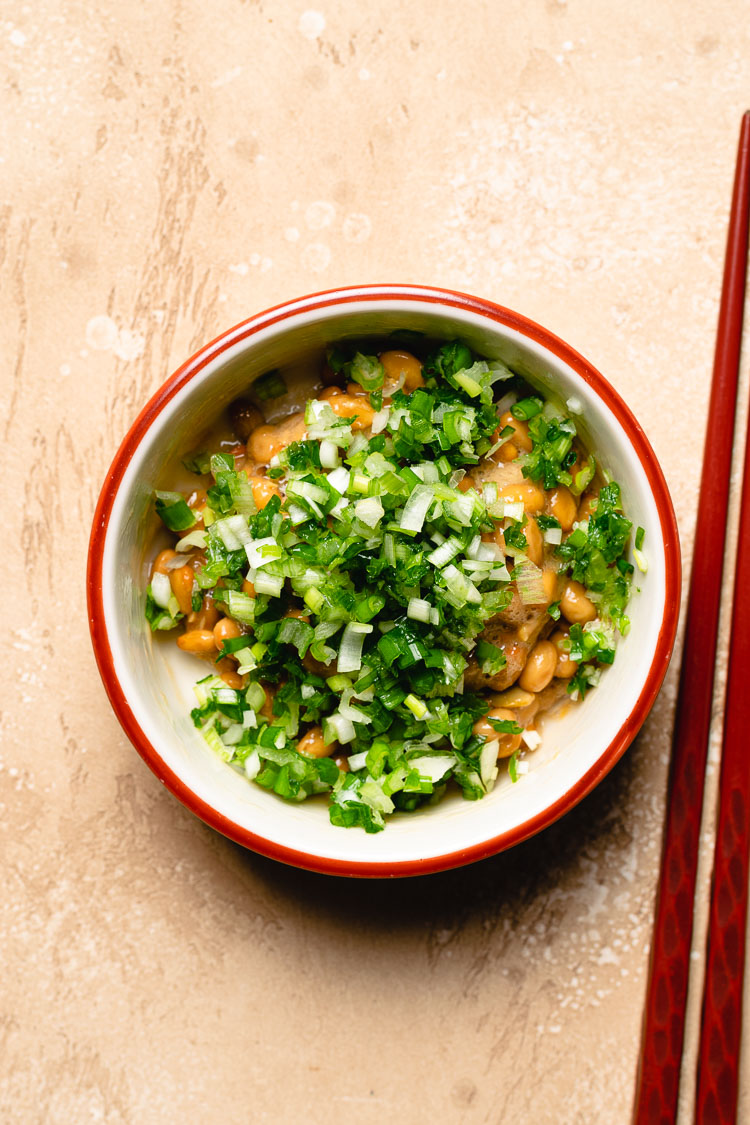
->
[100,297,672,870]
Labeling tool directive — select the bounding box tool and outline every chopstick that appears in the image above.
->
[694,122,750,1123]
[634,111,750,1125]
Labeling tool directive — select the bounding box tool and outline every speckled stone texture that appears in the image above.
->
[2,2,750,1122]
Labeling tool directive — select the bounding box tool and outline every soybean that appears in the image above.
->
[176,629,217,655]
[560,580,597,625]
[519,640,557,693]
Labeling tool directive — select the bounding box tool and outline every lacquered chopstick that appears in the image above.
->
[694,129,750,1123]
[634,111,750,1125]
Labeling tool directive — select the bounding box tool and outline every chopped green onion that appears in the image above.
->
[327,466,350,493]
[319,439,340,468]
[210,453,234,474]
[244,750,262,780]
[234,647,257,673]
[454,371,482,397]
[409,754,457,782]
[407,597,432,623]
[214,514,253,551]
[245,682,267,712]
[477,640,506,676]
[371,406,391,434]
[215,687,239,705]
[479,739,499,788]
[427,537,462,568]
[254,572,284,597]
[354,593,386,622]
[488,717,523,734]
[175,529,208,552]
[304,586,325,614]
[229,473,256,517]
[182,451,212,475]
[444,491,476,527]
[326,673,353,692]
[511,396,543,421]
[339,694,371,724]
[399,484,435,532]
[323,713,356,745]
[337,622,374,673]
[404,693,429,720]
[278,617,314,656]
[286,479,329,506]
[150,572,172,609]
[571,458,596,495]
[354,497,384,528]
[441,564,482,605]
[348,352,384,391]
[217,635,251,658]
[202,724,234,763]
[500,500,524,521]
[245,537,282,570]
[226,590,256,624]
[155,491,196,531]
[522,729,542,751]
[305,400,353,446]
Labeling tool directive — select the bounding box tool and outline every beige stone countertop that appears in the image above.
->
[3,2,750,1121]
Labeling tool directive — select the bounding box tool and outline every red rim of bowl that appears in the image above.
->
[87,284,682,878]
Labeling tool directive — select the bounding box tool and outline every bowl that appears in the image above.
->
[87,285,681,877]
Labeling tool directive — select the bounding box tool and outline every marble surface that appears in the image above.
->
[3,2,750,1121]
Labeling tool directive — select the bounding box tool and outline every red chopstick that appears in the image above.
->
[695,143,750,1122]
[634,111,750,1125]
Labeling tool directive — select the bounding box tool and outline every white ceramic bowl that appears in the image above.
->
[88,285,681,877]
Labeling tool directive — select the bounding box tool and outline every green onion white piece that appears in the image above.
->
[337,622,374,673]
[150,571,172,609]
